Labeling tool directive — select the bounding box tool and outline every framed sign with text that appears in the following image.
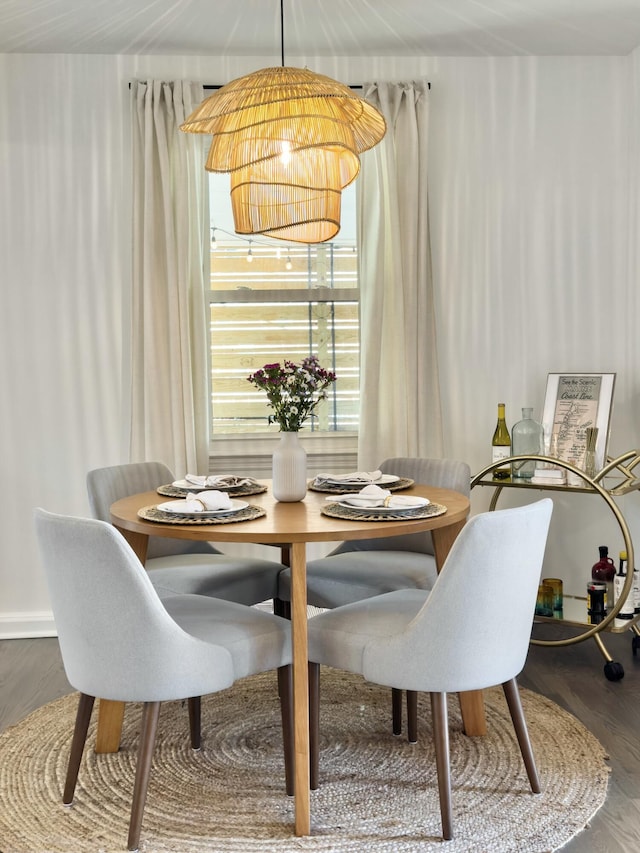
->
[541,373,616,472]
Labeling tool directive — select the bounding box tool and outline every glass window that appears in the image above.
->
[208,177,359,436]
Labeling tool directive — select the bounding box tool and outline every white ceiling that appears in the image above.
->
[2,0,640,57]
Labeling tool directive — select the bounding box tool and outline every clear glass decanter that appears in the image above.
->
[511,408,544,480]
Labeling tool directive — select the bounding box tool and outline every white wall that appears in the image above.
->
[1,49,639,636]
[429,54,640,601]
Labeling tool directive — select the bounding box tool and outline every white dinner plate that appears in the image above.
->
[337,500,427,513]
[323,474,400,486]
[171,479,239,489]
[158,499,249,517]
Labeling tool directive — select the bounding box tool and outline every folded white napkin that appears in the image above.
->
[178,490,234,512]
[180,474,254,489]
[328,483,429,509]
[314,469,383,485]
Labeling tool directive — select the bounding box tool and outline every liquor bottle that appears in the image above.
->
[633,556,640,615]
[591,545,615,608]
[511,407,544,480]
[587,580,607,624]
[613,551,634,620]
[492,403,511,480]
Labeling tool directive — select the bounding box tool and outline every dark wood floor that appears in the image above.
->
[1,626,639,851]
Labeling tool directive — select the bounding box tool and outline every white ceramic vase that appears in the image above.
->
[272,431,307,502]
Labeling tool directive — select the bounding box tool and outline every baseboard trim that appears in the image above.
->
[0,612,57,640]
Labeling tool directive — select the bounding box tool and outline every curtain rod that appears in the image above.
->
[202,83,363,90]
[202,83,432,91]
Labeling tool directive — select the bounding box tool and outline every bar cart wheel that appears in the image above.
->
[603,660,625,681]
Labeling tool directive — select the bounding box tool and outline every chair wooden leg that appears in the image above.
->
[274,599,291,701]
[278,665,294,796]
[273,597,287,617]
[63,693,95,805]
[128,701,160,852]
[275,547,292,621]
[391,688,402,735]
[407,690,418,743]
[502,678,541,793]
[188,697,201,750]
[309,661,320,791]
[430,692,453,841]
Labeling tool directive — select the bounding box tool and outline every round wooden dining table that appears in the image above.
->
[107,481,476,837]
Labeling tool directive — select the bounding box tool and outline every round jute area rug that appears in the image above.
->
[0,669,609,853]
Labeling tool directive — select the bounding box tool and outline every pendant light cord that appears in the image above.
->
[280,0,285,66]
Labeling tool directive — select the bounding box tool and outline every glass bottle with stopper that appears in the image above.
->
[491,403,511,480]
[511,408,544,480]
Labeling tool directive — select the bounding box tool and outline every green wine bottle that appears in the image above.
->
[492,402,511,480]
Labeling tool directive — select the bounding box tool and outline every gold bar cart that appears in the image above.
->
[472,450,640,680]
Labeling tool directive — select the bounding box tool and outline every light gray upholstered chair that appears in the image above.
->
[307,499,553,841]
[34,509,293,852]
[87,461,284,604]
[278,457,471,735]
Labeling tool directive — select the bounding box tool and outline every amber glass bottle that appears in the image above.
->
[592,545,615,608]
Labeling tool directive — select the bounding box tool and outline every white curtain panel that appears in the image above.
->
[130,80,209,477]
[357,80,443,469]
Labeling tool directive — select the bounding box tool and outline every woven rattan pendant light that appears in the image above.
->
[180,0,386,243]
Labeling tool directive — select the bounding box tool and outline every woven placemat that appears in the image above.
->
[321,501,447,522]
[309,477,414,494]
[157,482,268,498]
[138,504,265,525]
